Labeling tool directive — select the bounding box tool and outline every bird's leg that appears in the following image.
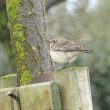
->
[57,62,69,71]
[61,62,69,70]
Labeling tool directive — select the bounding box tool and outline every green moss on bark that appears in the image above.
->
[6,0,32,85]
[6,0,20,21]
[20,70,32,85]
[13,23,32,85]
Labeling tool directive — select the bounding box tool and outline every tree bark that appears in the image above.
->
[2,0,65,11]
[45,0,65,11]
[6,0,53,85]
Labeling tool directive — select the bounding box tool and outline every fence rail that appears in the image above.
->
[0,67,93,110]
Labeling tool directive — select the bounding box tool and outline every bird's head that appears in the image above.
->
[49,37,64,49]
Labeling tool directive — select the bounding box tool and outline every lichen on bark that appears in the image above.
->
[6,0,20,21]
[6,0,32,85]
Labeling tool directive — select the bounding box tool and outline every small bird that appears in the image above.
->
[49,36,93,69]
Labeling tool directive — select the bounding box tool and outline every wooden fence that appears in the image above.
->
[0,67,93,110]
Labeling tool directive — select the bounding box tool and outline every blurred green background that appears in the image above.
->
[0,0,110,110]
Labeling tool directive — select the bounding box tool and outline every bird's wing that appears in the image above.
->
[52,39,82,52]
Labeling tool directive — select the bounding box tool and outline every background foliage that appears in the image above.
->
[0,0,110,110]
[0,6,14,75]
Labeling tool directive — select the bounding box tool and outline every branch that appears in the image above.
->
[45,0,65,11]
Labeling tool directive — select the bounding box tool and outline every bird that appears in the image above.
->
[49,36,93,69]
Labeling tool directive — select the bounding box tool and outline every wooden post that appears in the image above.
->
[54,67,93,110]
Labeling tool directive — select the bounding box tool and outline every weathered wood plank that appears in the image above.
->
[16,81,61,110]
[54,67,93,110]
[0,81,61,110]
[0,88,15,110]
[0,74,17,88]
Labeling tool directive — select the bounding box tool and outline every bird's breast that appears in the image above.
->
[50,50,77,64]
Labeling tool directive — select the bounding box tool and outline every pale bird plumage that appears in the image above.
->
[50,50,77,64]
[49,37,93,69]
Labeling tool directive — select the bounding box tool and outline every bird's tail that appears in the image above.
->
[82,50,94,54]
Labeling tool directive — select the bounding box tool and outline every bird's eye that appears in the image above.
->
[78,46,81,48]
[77,45,83,49]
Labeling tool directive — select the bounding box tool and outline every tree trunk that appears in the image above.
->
[6,0,53,85]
